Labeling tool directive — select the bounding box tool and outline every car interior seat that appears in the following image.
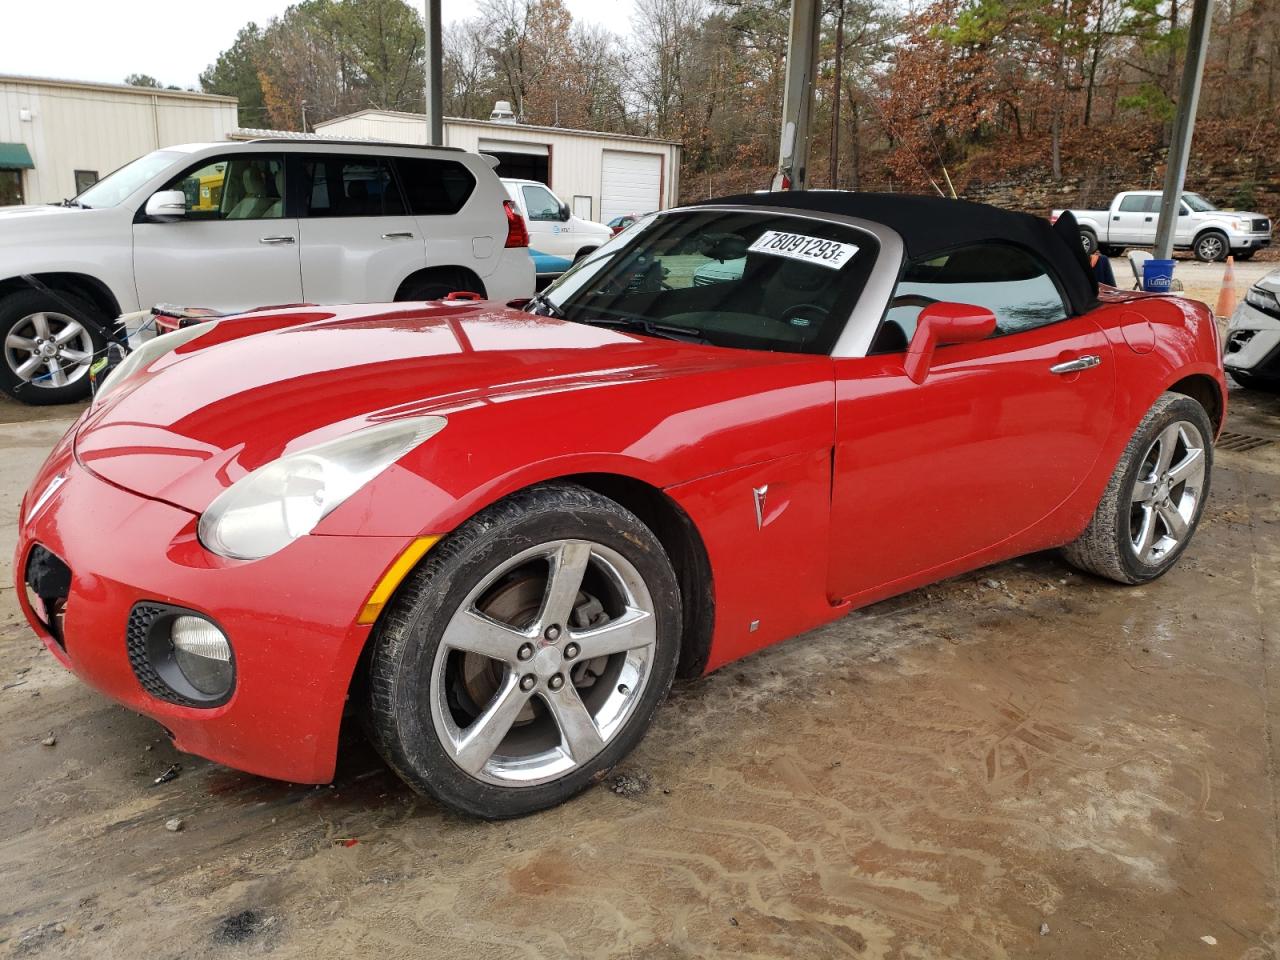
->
[227,164,280,220]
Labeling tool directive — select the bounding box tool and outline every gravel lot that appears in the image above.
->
[1,381,1278,959]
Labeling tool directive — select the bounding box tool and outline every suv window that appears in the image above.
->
[1118,194,1148,213]
[396,157,475,215]
[522,184,562,221]
[872,243,1068,352]
[301,156,406,218]
[167,155,285,220]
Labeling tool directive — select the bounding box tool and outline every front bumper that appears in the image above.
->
[1224,300,1280,377]
[15,456,413,783]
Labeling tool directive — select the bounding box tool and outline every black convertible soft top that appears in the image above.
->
[702,191,1099,316]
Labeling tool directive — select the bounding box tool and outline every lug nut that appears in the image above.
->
[544,624,562,642]
[520,674,536,692]
[548,674,565,690]
[517,643,534,661]
[564,642,580,660]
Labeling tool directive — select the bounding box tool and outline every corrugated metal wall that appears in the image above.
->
[316,111,682,223]
[0,77,239,205]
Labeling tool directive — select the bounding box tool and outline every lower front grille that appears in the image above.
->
[24,545,71,649]
[127,604,200,707]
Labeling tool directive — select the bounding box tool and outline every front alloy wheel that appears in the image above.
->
[364,483,681,818]
[4,311,96,389]
[431,539,656,786]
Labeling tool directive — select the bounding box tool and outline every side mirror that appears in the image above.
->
[558,201,571,222]
[145,190,187,220]
[904,302,997,384]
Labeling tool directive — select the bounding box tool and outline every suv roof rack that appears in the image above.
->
[242,136,465,153]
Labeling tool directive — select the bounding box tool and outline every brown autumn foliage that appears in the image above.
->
[203,0,1280,213]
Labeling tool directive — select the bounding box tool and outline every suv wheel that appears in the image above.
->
[0,289,107,405]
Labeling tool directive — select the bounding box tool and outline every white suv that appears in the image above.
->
[0,138,534,403]
[502,178,611,280]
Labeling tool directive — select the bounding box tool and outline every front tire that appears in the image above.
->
[364,483,681,819]
[1063,393,1213,584]
[1194,231,1229,262]
[0,289,107,404]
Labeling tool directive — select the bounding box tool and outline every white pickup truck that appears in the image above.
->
[1052,190,1271,262]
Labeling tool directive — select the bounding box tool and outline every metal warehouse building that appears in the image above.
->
[312,108,682,224]
[0,75,239,206]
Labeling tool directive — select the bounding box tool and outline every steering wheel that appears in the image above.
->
[780,302,830,330]
[888,293,938,309]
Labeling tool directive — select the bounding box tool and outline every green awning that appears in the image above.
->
[0,143,34,170]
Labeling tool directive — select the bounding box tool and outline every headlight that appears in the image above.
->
[198,416,447,560]
[94,321,218,404]
[1246,286,1280,316]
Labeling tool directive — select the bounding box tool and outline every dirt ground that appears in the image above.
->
[1,380,1279,960]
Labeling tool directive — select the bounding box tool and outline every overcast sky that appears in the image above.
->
[0,0,633,91]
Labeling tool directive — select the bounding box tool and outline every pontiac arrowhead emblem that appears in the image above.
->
[752,484,769,530]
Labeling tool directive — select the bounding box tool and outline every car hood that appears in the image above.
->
[1255,269,1280,295]
[74,301,813,512]
[0,203,111,244]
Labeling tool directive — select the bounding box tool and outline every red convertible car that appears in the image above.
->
[17,193,1224,818]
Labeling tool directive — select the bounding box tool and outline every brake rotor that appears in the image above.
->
[458,572,612,726]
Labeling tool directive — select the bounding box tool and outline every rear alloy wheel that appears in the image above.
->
[0,289,106,404]
[365,484,680,818]
[1080,229,1098,257]
[1063,393,1213,583]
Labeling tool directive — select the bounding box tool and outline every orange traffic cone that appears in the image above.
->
[1216,255,1238,318]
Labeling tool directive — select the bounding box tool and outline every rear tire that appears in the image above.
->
[1080,229,1099,257]
[396,269,485,302]
[1062,393,1213,584]
[364,483,681,819]
[0,288,107,405]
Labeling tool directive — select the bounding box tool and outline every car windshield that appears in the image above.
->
[1182,192,1218,212]
[533,209,879,354]
[74,150,182,208]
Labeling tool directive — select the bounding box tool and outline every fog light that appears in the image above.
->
[171,616,233,697]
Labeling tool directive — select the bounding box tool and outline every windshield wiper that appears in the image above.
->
[60,199,90,209]
[526,291,565,318]
[571,315,709,344]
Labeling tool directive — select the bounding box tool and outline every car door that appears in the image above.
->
[294,154,425,304]
[827,243,1115,602]
[520,182,573,257]
[133,152,302,311]
[1110,194,1152,244]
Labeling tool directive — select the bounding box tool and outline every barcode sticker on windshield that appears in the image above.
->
[748,231,859,270]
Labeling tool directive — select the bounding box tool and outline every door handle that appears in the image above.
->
[1049,354,1102,375]
[381,232,415,240]
[259,236,295,244]
[1144,216,1153,222]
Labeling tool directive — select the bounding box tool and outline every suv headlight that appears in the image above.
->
[1246,286,1280,316]
[94,322,218,404]
[198,416,447,560]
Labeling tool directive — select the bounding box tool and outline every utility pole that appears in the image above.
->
[829,0,845,188]
[771,0,821,191]
[1153,0,1211,259]
[424,0,444,146]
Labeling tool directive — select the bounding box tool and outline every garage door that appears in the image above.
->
[600,151,661,223]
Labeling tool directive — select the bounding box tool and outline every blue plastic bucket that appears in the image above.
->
[1142,258,1176,292]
